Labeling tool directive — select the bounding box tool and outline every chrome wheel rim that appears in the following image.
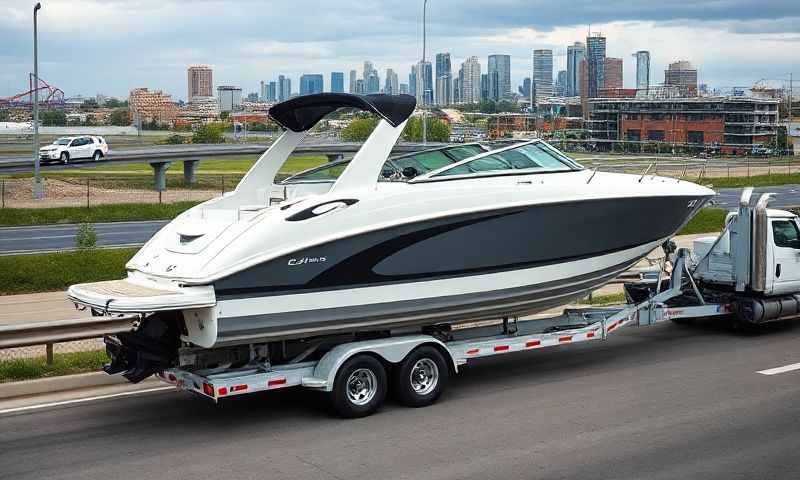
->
[410,358,439,395]
[346,368,377,406]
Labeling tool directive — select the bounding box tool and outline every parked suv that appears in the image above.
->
[39,136,108,164]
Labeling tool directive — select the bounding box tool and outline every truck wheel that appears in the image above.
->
[60,152,69,164]
[393,346,449,408]
[92,150,102,161]
[330,354,387,418]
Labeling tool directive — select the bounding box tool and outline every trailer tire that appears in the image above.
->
[393,346,449,408]
[330,354,387,418]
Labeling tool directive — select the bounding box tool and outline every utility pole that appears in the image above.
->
[32,2,43,199]
[421,0,428,145]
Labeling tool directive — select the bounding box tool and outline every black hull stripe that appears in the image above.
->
[214,259,636,344]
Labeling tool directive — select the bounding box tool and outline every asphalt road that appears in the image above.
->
[714,184,800,209]
[2,320,800,479]
[0,221,167,254]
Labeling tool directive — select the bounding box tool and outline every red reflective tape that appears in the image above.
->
[494,345,510,352]
[608,322,618,332]
[466,348,480,355]
[586,332,595,338]
[559,335,573,343]
[525,340,541,348]
[268,378,287,388]
[218,387,228,396]
[232,384,248,392]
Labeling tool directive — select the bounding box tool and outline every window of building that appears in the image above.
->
[687,131,704,144]
[647,130,665,141]
[626,130,641,142]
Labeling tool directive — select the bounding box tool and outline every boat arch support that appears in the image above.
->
[302,335,456,392]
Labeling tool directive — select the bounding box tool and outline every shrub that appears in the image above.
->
[75,223,97,249]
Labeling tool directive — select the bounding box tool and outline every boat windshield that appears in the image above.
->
[282,143,486,184]
[426,141,581,179]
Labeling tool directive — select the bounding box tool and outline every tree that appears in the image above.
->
[0,110,9,122]
[104,98,126,108]
[220,111,230,121]
[109,109,130,126]
[192,122,226,144]
[341,117,379,142]
[40,109,66,126]
[403,117,451,142]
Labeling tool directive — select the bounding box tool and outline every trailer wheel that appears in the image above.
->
[330,354,387,418]
[393,346,449,408]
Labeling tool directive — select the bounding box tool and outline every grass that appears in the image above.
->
[678,208,727,235]
[578,292,626,305]
[704,173,800,189]
[0,202,198,227]
[0,350,109,383]
[0,248,137,295]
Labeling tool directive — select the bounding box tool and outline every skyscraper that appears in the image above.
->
[217,85,242,113]
[435,53,452,105]
[633,51,650,90]
[665,60,698,95]
[481,74,490,102]
[603,58,623,91]
[384,69,399,95]
[330,72,344,93]
[586,33,607,98]
[349,70,357,93]
[487,54,511,101]
[556,70,567,97]
[278,75,291,102]
[363,61,375,84]
[299,74,324,96]
[187,65,213,102]
[409,66,417,97]
[363,61,380,94]
[460,56,481,104]
[267,81,277,102]
[566,42,586,97]
[259,80,266,101]
[532,49,553,102]
[415,60,432,105]
[519,77,531,98]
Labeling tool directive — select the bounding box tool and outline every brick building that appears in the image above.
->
[586,96,779,152]
[128,88,177,126]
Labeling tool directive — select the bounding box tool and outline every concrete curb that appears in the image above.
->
[0,371,151,400]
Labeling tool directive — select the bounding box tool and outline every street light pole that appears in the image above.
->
[421,0,428,145]
[32,2,42,199]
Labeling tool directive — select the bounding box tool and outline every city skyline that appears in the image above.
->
[1,0,798,100]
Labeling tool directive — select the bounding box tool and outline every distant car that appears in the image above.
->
[39,136,108,164]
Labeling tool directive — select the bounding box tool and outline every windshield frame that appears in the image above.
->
[410,140,584,183]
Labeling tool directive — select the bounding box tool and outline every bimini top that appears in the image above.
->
[268,93,416,132]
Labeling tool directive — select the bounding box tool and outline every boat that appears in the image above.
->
[67,93,714,381]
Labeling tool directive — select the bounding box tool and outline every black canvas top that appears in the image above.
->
[268,93,417,132]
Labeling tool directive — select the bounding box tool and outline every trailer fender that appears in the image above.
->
[302,335,455,391]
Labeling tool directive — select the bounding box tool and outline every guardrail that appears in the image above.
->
[0,316,133,364]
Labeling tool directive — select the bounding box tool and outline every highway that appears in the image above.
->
[0,221,166,254]
[713,184,800,209]
[2,320,800,479]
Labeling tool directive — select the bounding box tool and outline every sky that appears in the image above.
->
[1,0,799,101]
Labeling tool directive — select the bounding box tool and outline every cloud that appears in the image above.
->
[0,0,798,100]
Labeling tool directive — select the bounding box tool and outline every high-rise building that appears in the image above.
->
[586,33,607,98]
[415,60,432,105]
[603,57,623,91]
[532,49,553,102]
[409,66,417,97]
[480,74,490,102]
[278,75,291,102]
[435,53,452,105]
[665,60,698,95]
[399,83,409,95]
[566,42,586,97]
[519,77,531,98]
[633,51,650,90]
[246,92,259,102]
[355,79,366,94]
[330,72,344,93]
[187,65,213,102]
[299,74,324,96]
[217,85,242,112]
[349,70,357,94]
[267,81,277,102]
[487,54,511,101]
[259,81,266,101]
[363,61,380,94]
[460,56,481,104]
[384,69,399,95]
[556,70,567,97]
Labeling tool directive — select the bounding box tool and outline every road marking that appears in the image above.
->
[757,362,800,375]
[0,386,173,415]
